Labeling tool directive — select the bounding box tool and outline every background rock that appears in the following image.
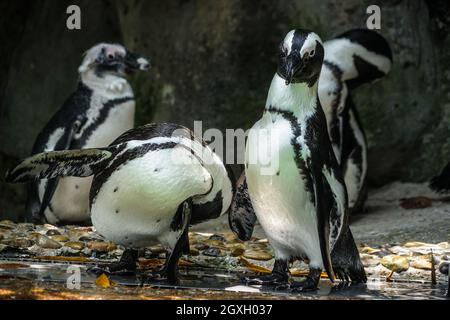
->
[1,0,450,220]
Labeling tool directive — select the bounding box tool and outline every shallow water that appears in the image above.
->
[0,258,448,300]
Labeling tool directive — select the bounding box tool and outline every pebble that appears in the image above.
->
[243,250,273,261]
[439,262,449,275]
[36,235,62,249]
[381,255,410,273]
[88,241,117,252]
[203,247,225,257]
[209,235,225,242]
[230,247,245,257]
[64,241,85,251]
[389,246,411,256]
[195,243,209,251]
[360,254,380,267]
[10,238,34,248]
[51,235,70,242]
[46,229,61,236]
[361,247,380,254]
[410,257,432,270]
[189,248,200,256]
[148,245,165,254]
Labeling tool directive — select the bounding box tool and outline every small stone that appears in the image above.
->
[410,257,432,270]
[204,239,225,247]
[46,229,61,236]
[381,255,410,273]
[148,245,165,254]
[389,246,411,256]
[203,247,225,257]
[439,262,449,275]
[37,235,62,249]
[231,247,245,257]
[189,248,200,256]
[88,241,117,252]
[404,241,429,248]
[243,250,273,261]
[361,247,380,254]
[64,241,85,250]
[209,234,225,242]
[360,254,380,267]
[195,243,209,251]
[51,235,70,242]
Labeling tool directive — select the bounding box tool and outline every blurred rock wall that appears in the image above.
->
[1,0,449,219]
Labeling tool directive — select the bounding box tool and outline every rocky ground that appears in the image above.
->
[0,182,449,299]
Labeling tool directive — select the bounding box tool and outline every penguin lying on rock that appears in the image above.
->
[230,29,366,291]
[319,29,392,214]
[6,123,234,284]
[26,43,150,225]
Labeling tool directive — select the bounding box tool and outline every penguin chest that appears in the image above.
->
[40,177,92,223]
[245,117,321,263]
[84,98,135,148]
[91,146,212,249]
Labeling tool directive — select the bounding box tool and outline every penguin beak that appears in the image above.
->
[124,52,151,72]
[284,52,303,85]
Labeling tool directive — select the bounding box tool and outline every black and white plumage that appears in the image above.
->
[7,123,234,283]
[26,43,150,224]
[230,29,365,291]
[318,29,392,214]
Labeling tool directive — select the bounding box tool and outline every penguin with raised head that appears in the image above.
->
[319,29,392,214]
[6,123,234,284]
[26,43,150,224]
[232,29,366,291]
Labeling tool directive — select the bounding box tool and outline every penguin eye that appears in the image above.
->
[309,50,315,57]
[107,53,115,61]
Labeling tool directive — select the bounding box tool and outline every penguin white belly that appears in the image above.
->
[44,100,135,223]
[91,147,212,249]
[246,117,323,267]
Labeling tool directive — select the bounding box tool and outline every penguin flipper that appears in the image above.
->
[331,228,367,283]
[228,172,257,241]
[5,148,113,183]
[25,182,46,224]
[430,161,450,193]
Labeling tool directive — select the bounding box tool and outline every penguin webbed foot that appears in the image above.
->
[284,268,321,293]
[242,259,289,286]
[88,248,138,276]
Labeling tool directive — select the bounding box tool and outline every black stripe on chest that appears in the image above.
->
[266,106,315,203]
[74,96,134,148]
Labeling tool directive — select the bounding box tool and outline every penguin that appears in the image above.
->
[231,29,366,291]
[26,43,150,225]
[318,29,392,214]
[6,123,234,284]
[430,163,450,193]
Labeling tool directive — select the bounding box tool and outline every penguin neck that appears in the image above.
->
[265,74,318,120]
[79,69,133,99]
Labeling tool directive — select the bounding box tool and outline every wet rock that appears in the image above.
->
[64,241,85,251]
[148,245,165,254]
[410,257,432,270]
[7,237,34,248]
[189,248,199,256]
[46,229,61,236]
[243,250,273,261]
[381,255,410,273]
[209,234,225,242]
[439,262,449,275]
[204,239,225,248]
[88,241,117,252]
[195,243,209,251]
[365,264,393,277]
[361,247,380,254]
[404,241,429,248]
[230,247,245,257]
[203,247,225,257]
[36,235,62,249]
[388,246,411,256]
[51,235,69,243]
[360,254,380,267]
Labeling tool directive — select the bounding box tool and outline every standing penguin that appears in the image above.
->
[232,29,365,291]
[26,43,150,224]
[319,29,392,214]
[6,123,234,284]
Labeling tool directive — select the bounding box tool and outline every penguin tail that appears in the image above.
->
[331,228,367,283]
[430,162,450,193]
[5,148,113,183]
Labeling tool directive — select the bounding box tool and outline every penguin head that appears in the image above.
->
[78,43,151,77]
[277,29,324,86]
